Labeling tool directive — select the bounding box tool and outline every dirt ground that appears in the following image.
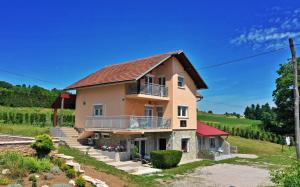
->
[168,164,274,187]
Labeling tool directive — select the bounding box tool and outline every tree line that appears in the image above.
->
[244,58,300,135]
[0,81,61,108]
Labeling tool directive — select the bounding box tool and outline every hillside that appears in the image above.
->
[197,112,262,129]
[0,80,62,108]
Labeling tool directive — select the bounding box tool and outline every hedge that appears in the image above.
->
[150,150,182,169]
[205,122,292,145]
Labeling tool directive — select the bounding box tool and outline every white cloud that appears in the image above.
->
[231,7,300,50]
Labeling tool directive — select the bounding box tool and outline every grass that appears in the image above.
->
[57,137,299,186]
[0,123,49,137]
[58,145,222,186]
[227,136,297,169]
[0,106,74,115]
[198,112,262,129]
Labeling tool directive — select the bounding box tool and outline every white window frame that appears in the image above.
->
[181,138,190,153]
[177,75,185,88]
[158,75,166,86]
[178,105,188,118]
[93,104,104,116]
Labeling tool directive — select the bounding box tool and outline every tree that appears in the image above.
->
[272,58,300,134]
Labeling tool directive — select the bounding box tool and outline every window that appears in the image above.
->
[180,120,187,127]
[209,137,216,148]
[181,138,189,152]
[93,104,103,116]
[158,76,166,86]
[178,75,185,88]
[178,106,188,117]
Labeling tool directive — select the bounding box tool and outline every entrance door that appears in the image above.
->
[158,138,167,150]
[134,138,147,158]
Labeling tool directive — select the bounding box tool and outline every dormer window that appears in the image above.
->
[178,75,185,88]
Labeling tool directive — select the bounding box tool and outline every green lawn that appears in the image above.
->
[0,123,49,137]
[227,136,297,169]
[198,112,262,129]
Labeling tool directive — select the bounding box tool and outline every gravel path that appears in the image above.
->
[168,164,274,187]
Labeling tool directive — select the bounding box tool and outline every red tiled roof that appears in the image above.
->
[197,121,229,136]
[66,51,208,90]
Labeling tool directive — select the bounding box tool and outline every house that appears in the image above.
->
[63,50,230,162]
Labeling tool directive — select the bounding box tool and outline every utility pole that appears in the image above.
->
[289,38,300,159]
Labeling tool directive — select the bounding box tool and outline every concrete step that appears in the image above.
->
[117,166,138,173]
[107,161,140,167]
[94,157,115,163]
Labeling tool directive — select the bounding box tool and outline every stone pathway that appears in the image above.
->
[168,164,274,187]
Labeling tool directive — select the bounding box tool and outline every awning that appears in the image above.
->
[197,121,229,136]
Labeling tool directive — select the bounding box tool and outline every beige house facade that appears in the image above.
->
[66,51,209,162]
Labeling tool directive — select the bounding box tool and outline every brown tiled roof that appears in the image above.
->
[66,51,208,90]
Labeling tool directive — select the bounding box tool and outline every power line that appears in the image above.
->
[0,68,64,87]
[199,47,287,70]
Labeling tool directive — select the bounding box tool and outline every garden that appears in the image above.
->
[0,134,91,187]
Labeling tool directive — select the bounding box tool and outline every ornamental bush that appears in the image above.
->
[75,176,86,187]
[150,150,182,169]
[65,168,76,179]
[31,134,54,158]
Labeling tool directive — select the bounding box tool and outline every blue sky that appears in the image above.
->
[0,0,300,114]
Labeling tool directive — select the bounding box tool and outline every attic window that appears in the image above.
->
[178,75,185,88]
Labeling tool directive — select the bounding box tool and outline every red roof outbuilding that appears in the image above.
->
[197,121,229,136]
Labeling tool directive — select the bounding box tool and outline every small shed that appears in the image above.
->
[196,121,230,159]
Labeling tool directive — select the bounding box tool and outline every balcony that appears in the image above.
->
[126,83,169,101]
[85,116,171,130]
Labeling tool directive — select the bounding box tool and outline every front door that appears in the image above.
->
[158,138,167,150]
[134,138,147,158]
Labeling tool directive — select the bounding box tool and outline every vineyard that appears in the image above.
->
[0,106,75,126]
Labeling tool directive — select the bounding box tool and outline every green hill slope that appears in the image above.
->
[197,112,262,129]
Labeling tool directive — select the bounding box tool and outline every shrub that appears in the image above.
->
[271,163,300,187]
[0,177,9,185]
[31,134,54,158]
[75,176,86,187]
[60,163,70,171]
[66,168,76,178]
[50,166,62,175]
[150,150,182,169]
[51,157,65,168]
[24,158,40,173]
[38,158,52,171]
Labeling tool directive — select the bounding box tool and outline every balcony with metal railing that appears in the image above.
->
[85,115,171,130]
[126,83,169,101]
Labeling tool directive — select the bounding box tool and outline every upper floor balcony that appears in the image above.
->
[85,116,171,131]
[125,83,169,101]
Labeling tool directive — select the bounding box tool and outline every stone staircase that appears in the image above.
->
[55,127,161,175]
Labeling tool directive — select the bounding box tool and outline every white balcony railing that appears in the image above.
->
[85,116,171,129]
[126,83,168,97]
